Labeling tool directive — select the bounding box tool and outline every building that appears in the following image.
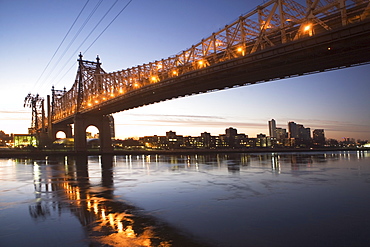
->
[166,131,183,149]
[276,128,287,139]
[269,119,277,138]
[288,122,299,139]
[256,133,271,147]
[225,127,238,148]
[288,121,312,147]
[313,129,325,146]
[13,134,37,148]
[0,131,12,146]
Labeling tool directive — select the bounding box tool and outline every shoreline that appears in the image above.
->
[0,147,368,158]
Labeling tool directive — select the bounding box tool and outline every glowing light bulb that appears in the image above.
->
[304,24,311,32]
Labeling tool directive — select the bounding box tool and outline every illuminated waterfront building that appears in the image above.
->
[13,134,37,148]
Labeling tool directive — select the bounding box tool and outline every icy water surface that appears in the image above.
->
[1,151,370,247]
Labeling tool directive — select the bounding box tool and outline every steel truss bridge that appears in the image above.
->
[42,0,370,152]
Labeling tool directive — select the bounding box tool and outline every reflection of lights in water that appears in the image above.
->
[271,154,281,173]
[101,209,106,220]
[117,221,123,233]
[58,168,177,247]
[108,213,115,227]
[124,226,135,238]
[93,200,98,214]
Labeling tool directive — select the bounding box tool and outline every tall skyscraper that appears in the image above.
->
[269,119,277,138]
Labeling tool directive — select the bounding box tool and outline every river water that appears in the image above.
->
[1,151,369,247]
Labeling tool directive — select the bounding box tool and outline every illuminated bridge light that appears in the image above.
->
[237,46,245,56]
[197,59,207,69]
[215,40,223,47]
[303,23,313,36]
[150,76,159,83]
[95,100,99,104]
[172,70,178,76]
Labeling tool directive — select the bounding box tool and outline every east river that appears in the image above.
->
[1,151,370,247]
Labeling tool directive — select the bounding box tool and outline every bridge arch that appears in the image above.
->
[86,125,99,139]
[56,131,67,139]
[73,114,114,153]
[51,123,72,140]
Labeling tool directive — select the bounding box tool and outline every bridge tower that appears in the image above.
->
[73,53,114,153]
[50,54,114,153]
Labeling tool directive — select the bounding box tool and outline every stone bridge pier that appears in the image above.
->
[74,113,114,153]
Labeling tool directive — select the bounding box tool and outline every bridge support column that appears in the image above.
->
[74,113,114,153]
[74,114,87,152]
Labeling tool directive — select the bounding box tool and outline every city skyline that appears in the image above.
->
[0,0,369,141]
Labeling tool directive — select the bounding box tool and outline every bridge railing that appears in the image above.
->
[52,0,369,122]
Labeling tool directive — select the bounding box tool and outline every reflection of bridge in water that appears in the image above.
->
[30,0,370,152]
[28,155,207,247]
[26,151,370,245]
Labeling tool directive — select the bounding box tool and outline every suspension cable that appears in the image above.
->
[33,0,90,91]
[54,0,134,88]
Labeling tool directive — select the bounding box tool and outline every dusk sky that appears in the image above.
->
[0,0,369,141]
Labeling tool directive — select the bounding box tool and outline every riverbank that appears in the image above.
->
[0,147,368,158]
